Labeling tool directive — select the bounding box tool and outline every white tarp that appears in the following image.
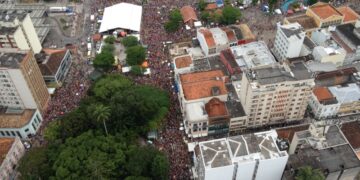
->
[99,3,142,33]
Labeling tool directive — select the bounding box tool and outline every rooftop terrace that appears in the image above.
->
[199,130,288,169]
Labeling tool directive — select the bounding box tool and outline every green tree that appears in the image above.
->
[221,6,241,25]
[88,104,111,136]
[109,85,169,133]
[93,51,114,71]
[131,65,144,75]
[200,11,211,22]
[52,131,126,179]
[164,9,182,32]
[18,147,54,179]
[122,36,139,48]
[164,21,180,32]
[44,121,62,142]
[126,45,146,65]
[151,154,170,180]
[252,0,259,6]
[295,166,325,180]
[169,9,182,23]
[102,44,115,54]
[104,36,116,44]
[198,0,207,11]
[92,74,133,100]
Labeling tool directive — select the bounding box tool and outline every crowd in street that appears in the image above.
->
[40,50,92,135]
[37,0,360,179]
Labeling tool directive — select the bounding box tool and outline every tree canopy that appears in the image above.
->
[122,36,139,48]
[221,6,242,25]
[93,51,114,71]
[295,166,325,180]
[164,9,182,32]
[18,147,54,179]
[104,36,116,44]
[20,74,170,180]
[126,45,146,66]
[52,131,126,179]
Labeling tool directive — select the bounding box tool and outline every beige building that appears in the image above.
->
[0,137,25,179]
[306,2,344,28]
[240,61,314,127]
[0,11,42,53]
[0,51,50,115]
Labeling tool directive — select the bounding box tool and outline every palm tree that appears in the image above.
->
[295,166,325,180]
[91,104,111,136]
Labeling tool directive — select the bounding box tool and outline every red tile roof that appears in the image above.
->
[205,98,229,118]
[175,55,192,69]
[199,28,215,48]
[310,2,343,20]
[92,34,102,42]
[313,87,334,101]
[0,138,15,164]
[180,70,227,100]
[221,27,237,42]
[180,6,198,23]
[337,6,360,23]
[205,3,217,10]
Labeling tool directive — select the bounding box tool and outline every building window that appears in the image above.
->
[16,131,22,138]
[25,128,29,132]
[11,131,16,136]
[0,131,4,136]
[6,131,10,136]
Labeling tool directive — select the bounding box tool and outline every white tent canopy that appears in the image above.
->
[99,3,143,33]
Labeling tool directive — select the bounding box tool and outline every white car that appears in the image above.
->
[23,141,31,149]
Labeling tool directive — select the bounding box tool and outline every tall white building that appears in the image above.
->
[273,23,305,61]
[0,50,49,139]
[195,130,288,180]
[240,61,314,127]
[0,11,42,53]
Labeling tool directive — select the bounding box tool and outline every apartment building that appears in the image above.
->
[194,130,288,180]
[240,61,314,127]
[273,23,306,61]
[0,51,50,114]
[36,49,72,87]
[0,137,25,179]
[0,10,42,53]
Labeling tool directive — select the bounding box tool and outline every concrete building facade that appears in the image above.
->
[273,23,305,61]
[0,51,50,114]
[0,137,25,179]
[0,12,42,53]
[240,62,314,127]
[36,49,72,87]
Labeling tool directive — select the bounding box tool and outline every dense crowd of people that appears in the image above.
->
[40,49,92,135]
[38,0,360,179]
